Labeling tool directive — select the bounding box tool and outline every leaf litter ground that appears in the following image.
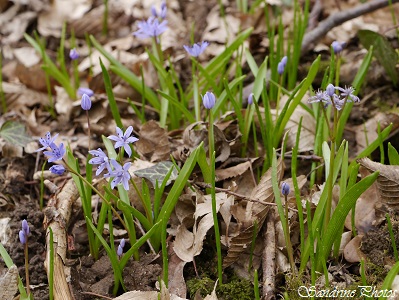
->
[1,0,399,299]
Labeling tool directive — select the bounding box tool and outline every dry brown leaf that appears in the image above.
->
[168,242,187,298]
[215,159,256,182]
[113,291,159,300]
[223,157,283,268]
[0,265,18,300]
[0,10,36,44]
[358,157,399,210]
[173,193,227,263]
[345,166,379,235]
[343,235,366,263]
[136,120,170,162]
[38,0,93,37]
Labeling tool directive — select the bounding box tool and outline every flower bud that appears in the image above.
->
[81,94,92,111]
[248,93,254,105]
[22,219,30,235]
[281,182,290,196]
[69,48,79,60]
[78,87,94,97]
[19,230,27,244]
[331,41,346,54]
[50,165,65,175]
[326,84,335,97]
[202,91,216,109]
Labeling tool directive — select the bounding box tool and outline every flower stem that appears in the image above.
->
[24,241,30,296]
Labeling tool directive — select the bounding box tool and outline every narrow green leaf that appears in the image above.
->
[388,142,399,165]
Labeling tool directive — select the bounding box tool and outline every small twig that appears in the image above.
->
[80,291,113,300]
[194,182,299,212]
[134,218,156,254]
[302,0,399,52]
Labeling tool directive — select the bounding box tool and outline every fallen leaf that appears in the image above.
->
[344,235,365,263]
[223,157,283,267]
[358,157,399,210]
[133,161,178,187]
[136,120,170,162]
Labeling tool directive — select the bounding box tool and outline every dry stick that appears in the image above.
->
[301,0,399,53]
[262,208,276,300]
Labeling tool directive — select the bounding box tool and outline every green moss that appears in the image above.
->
[186,274,255,300]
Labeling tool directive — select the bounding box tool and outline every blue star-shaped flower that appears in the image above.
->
[104,159,131,190]
[88,148,111,176]
[108,126,139,157]
[36,132,59,152]
[183,41,209,57]
[133,16,168,40]
[44,143,65,163]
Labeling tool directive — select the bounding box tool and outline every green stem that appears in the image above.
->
[284,194,296,273]
[24,241,30,296]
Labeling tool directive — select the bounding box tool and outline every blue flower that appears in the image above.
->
[133,16,168,39]
[281,182,290,196]
[69,48,79,60]
[335,86,360,103]
[19,219,30,244]
[151,1,167,19]
[326,84,335,97]
[81,94,92,111]
[248,93,254,105]
[44,143,65,163]
[104,159,131,190]
[88,148,111,176]
[183,41,209,57]
[108,126,139,157]
[117,238,126,257]
[277,56,287,75]
[202,92,216,109]
[78,87,94,97]
[36,132,59,152]
[50,165,65,175]
[308,90,331,105]
[331,41,346,54]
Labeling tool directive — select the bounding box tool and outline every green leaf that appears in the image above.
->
[134,161,178,187]
[358,30,398,85]
[388,142,399,165]
[0,121,32,147]
[379,261,399,300]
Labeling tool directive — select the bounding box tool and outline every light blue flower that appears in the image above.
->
[133,16,168,39]
[36,132,59,152]
[44,143,65,163]
[104,159,131,190]
[89,148,111,176]
[50,165,65,175]
[183,41,209,57]
[108,126,139,157]
[81,94,92,111]
[202,92,216,109]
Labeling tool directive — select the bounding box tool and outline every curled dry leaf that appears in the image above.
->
[223,157,283,268]
[358,157,399,210]
[135,120,170,162]
[344,235,365,263]
[179,122,230,163]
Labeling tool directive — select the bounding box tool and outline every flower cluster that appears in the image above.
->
[89,126,139,191]
[19,219,30,245]
[36,132,66,175]
[308,84,360,111]
[184,41,209,57]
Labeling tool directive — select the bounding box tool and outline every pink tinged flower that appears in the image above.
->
[89,148,111,176]
[331,41,346,54]
[36,132,59,152]
[69,48,79,60]
[78,87,94,97]
[133,16,168,39]
[183,41,209,57]
[49,165,65,175]
[104,159,131,190]
[81,94,92,111]
[202,91,216,109]
[44,143,65,163]
[108,126,139,158]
